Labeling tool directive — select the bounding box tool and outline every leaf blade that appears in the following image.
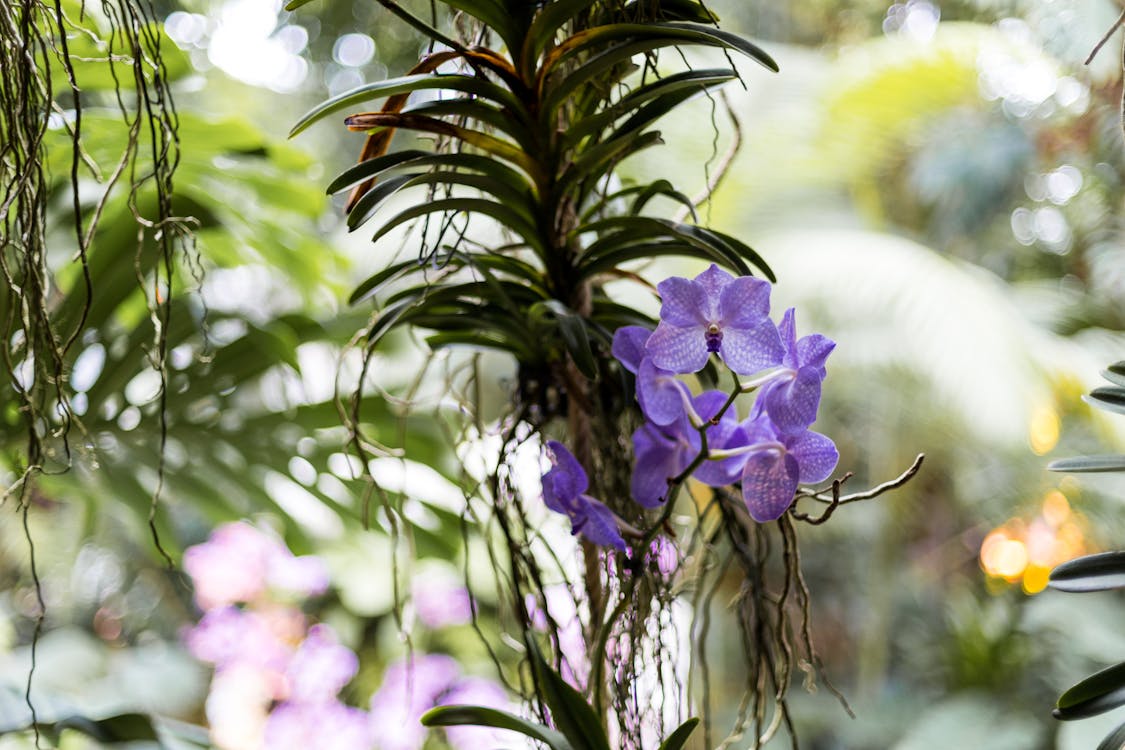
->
[1049,552,1125,593]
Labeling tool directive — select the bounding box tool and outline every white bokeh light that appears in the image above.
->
[205,0,308,93]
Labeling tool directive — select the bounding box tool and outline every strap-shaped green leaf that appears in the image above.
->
[558,131,664,199]
[1047,455,1125,473]
[522,0,600,75]
[327,150,430,194]
[631,179,696,219]
[1104,361,1125,388]
[533,301,599,378]
[421,704,573,750]
[696,226,775,282]
[289,74,527,138]
[1097,719,1125,750]
[348,171,536,231]
[1056,661,1125,720]
[621,0,719,22]
[565,68,735,146]
[398,98,538,153]
[329,151,535,198]
[346,174,421,231]
[578,217,772,279]
[371,198,546,256]
[526,638,611,750]
[1086,387,1125,416]
[546,22,778,77]
[439,0,520,51]
[343,113,538,177]
[349,259,430,306]
[579,240,732,278]
[0,712,162,745]
[1049,552,1125,592]
[658,717,700,750]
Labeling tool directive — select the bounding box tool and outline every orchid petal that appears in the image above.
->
[638,359,688,425]
[763,367,822,434]
[776,308,798,368]
[720,319,784,374]
[572,495,626,551]
[656,277,707,327]
[647,323,710,373]
[788,430,838,484]
[545,441,588,497]
[611,325,652,374]
[694,264,732,320]
[693,419,749,486]
[691,389,731,424]
[719,276,772,328]
[796,333,835,372]
[631,426,677,507]
[741,448,799,522]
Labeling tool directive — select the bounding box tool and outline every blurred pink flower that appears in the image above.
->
[184,522,329,610]
[368,655,460,750]
[263,700,373,750]
[185,606,292,684]
[411,571,473,629]
[284,624,358,704]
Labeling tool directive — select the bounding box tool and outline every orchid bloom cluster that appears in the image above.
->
[183,522,510,750]
[541,265,839,548]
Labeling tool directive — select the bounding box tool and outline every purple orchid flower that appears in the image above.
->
[734,414,839,522]
[758,308,836,434]
[542,441,626,551]
[645,264,784,375]
[612,325,691,426]
[631,391,747,507]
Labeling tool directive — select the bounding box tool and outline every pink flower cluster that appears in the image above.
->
[183,522,513,750]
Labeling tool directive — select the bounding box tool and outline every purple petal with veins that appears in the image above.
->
[611,325,652,374]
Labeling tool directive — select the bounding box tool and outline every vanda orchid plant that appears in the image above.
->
[286,0,922,746]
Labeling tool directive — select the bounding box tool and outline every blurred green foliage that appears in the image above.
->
[8,0,1125,748]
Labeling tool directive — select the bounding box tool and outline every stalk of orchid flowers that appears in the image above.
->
[540,264,922,746]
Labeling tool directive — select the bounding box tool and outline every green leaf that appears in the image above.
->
[547,22,778,76]
[329,151,535,198]
[622,0,719,22]
[421,705,573,750]
[349,260,429,305]
[658,717,700,750]
[0,712,163,746]
[326,150,430,194]
[577,218,772,279]
[565,68,735,146]
[1097,720,1125,750]
[1047,455,1125,473]
[343,112,538,178]
[289,74,527,138]
[346,174,421,231]
[535,301,598,378]
[439,0,520,50]
[1086,387,1125,416]
[558,131,664,199]
[522,0,600,74]
[526,638,611,750]
[399,98,538,152]
[631,179,696,219]
[370,198,546,257]
[347,171,536,232]
[1104,362,1125,388]
[1056,662,1125,720]
[284,0,316,8]
[1049,552,1125,593]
